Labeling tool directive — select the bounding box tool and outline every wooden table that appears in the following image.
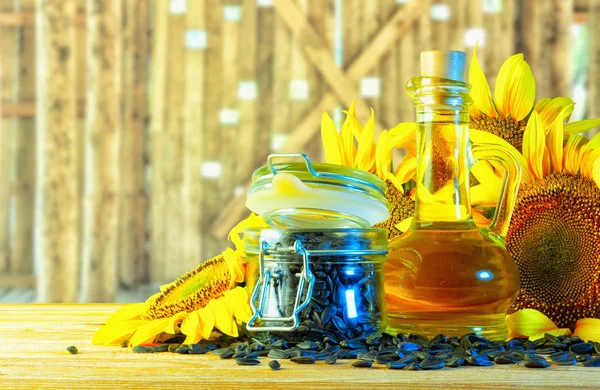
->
[0,305,599,389]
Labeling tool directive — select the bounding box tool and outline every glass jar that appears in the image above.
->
[243,153,389,340]
[244,228,388,340]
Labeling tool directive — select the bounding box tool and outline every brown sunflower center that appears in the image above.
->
[470,114,527,152]
[374,180,415,241]
[506,173,600,329]
[143,255,231,320]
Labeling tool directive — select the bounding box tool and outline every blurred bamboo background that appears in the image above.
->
[0,0,598,303]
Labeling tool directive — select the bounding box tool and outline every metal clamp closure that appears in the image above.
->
[246,240,315,332]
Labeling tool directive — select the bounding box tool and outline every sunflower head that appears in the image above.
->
[468,46,600,153]
[474,106,600,332]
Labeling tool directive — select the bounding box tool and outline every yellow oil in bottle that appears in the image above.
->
[385,223,520,339]
[385,51,522,339]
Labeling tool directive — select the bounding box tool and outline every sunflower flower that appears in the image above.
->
[321,103,417,239]
[469,45,600,153]
[471,110,600,341]
[93,213,268,347]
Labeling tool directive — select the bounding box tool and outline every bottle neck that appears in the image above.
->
[408,77,474,228]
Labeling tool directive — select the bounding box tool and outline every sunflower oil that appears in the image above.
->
[385,51,522,339]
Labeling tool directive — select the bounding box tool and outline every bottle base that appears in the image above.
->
[386,312,509,340]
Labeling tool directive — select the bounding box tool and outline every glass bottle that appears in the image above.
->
[385,51,522,339]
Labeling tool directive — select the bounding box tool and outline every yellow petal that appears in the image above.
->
[522,111,545,180]
[395,217,412,233]
[228,213,268,252]
[546,115,564,173]
[468,43,495,117]
[528,328,572,342]
[593,157,600,189]
[224,287,253,323]
[535,97,575,130]
[470,160,502,186]
[129,318,170,347]
[564,118,600,135]
[209,298,236,336]
[384,171,404,193]
[564,135,587,174]
[470,129,532,183]
[92,319,148,346]
[340,108,357,167]
[388,122,417,153]
[223,248,245,285]
[494,53,535,121]
[166,311,188,334]
[375,130,390,179]
[470,183,501,207]
[573,318,600,342]
[506,309,559,339]
[472,209,491,227]
[321,112,344,165]
[581,149,600,179]
[394,156,417,184]
[355,109,376,172]
[344,101,362,139]
[103,303,146,325]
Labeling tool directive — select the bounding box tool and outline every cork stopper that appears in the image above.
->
[420,50,466,82]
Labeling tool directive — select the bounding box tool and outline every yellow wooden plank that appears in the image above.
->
[220,0,240,203]
[551,0,574,97]
[0,1,15,273]
[10,10,36,274]
[149,0,169,283]
[0,305,599,388]
[80,0,122,303]
[203,0,226,258]
[182,0,206,272]
[212,0,431,237]
[118,0,149,287]
[36,0,80,303]
[163,11,187,281]
[255,5,275,167]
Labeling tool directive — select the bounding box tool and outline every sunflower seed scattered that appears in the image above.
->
[67,346,78,355]
[268,360,281,370]
[132,346,153,354]
[351,360,372,368]
[290,356,316,364]
[570,343,594,355]
[235,357,261,366]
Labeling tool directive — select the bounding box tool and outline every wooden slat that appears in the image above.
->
[431,1,449,51]
[10,0,36,274]
[501,0,516,61]
[273,0,383,125]
[483,5,503,88]
[551,0,574,97]
[212,0,431,237]
[203,0,225,258]
[1,304,600,388]
[255,6,274,167]
[118,0,149,287]
[80,0,122,303]
[380,0,398,127]
[519,0,542,95]
[362,0,380,118]
[36,0,79,303]
[0,10,85,25]
[149,0,169,283]
[271,3,292,158]
[163,10,186,281]
[397,3,415,124]
[448,0,466,51]
[235,0,259,183]
[0,102,86,117]
[0,0,15,273]
[465,0,483,70]
[181,0,206,272]
[289,0,310,152]
[0,273,35,288]
[220,0,240,204]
